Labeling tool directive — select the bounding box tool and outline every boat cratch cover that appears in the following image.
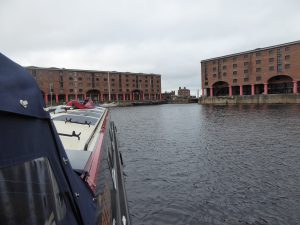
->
[0,53,102,225]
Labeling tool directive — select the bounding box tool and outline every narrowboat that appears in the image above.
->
[0,53,130,225]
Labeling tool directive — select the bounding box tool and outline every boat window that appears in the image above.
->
[0,157,77,225]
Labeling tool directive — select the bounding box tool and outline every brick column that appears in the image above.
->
[239,85,243,96]
[66,94,69,103]
[142,93,145,101]
[293,81,298,94]
[229,85,232,96]
[251,84,255,95]
[123,93,126,101]
[264,83,268,94]
[159,93,161,100]
[75,94,78,101]
[115,94,118,101]
[210,87,213,97]
[56,94,59,104]
[100,93,103,102]
[84,94,87,100]
[148,93,150,100]
[44,94,48,105]
[202,89,205,96]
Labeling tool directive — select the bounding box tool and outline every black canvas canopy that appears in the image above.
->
[0,53,97,224]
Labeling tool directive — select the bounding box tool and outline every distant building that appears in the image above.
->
[201,40,300,96]
[26,66,162,105]
[178,87,190,97]
[161,91,176,101]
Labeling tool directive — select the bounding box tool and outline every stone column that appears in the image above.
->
[239,85,243,96]
[251,84,255,95]
[210,86,214,97]
[264,83,268,94]
[123,93,126,101]
[148,93,150,100]
[229,85,232,96]
[293,81,298,94]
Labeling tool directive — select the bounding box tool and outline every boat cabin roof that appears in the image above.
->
[51,107,107,171]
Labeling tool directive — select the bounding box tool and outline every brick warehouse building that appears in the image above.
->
[26,67,162,105]
[178,87,191,97]
[201,40,300,97]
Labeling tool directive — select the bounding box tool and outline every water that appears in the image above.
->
[111,104,300,225]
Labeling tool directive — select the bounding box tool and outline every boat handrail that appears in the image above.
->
[83,110,107,151]
[65,117,92,127]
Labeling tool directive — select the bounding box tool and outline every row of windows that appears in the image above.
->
[67,82,159,88]
[212,55,291,71]
[205,76,263,86]
[211,47,290,64]
[68,89,160,93]
[210,64,290,78]
[215,64,290,74]
[32,70,159,79]
[68,76,160,83]
[232,76,262,83]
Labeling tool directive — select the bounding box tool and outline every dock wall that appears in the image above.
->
[199,94,300,104]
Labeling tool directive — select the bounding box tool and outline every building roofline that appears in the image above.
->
[200,40,300,63]
[25,66,161,76]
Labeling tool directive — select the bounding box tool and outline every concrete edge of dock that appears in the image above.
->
[199,94,300,104]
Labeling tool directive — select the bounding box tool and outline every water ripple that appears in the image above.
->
[111,104,300,225]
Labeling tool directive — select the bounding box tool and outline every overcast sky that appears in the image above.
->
[1,0,300,95]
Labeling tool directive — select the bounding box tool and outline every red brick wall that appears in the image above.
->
[201,42,300,90]
[27,67,161,101]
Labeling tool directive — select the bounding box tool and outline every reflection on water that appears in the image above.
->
[111,104,300,225]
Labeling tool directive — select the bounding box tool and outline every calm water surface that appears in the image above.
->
[111,104,300,225]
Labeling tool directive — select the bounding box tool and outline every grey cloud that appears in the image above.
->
[1,0,300,94]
